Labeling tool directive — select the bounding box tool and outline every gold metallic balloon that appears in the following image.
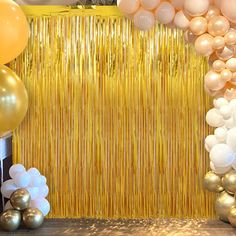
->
[215,191,236,222]
[203,171,224,193]
[10,188,31,211]
[0,209,21,231]
[222,170,236,194]
[229,206,236,227]
[0,65,28,137]
[22,208,44,229]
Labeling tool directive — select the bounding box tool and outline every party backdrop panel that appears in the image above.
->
[11,6,214,218]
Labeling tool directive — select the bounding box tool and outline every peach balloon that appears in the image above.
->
[205,70,225,90]
[140,0,160,10]
[155,2,175,25]
[213,60,226,72]
[195,33,214,56]
[174,11,190,30]
[205,5,221,21]
[225,31,236,46]
[0,0,29,65]
[221,0,236,23]
[208,16,230,36]
[184,0,210,17]
[221,69,233,82]
[117,0,140,15]
[226,58,236,71]
[134,9,155,31]
[212,36,225,50]
[214,0,222,8]
[171,0,184,10]
[216,45,235,61]
[189,17,207,35]
[184,30,197,44]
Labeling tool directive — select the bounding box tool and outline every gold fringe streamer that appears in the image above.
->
[10,6,215,218]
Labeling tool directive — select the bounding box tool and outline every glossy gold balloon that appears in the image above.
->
[229,206,236,227]
[0,209,21,231]
[23,208,44,229]
[215,191,236,222]
[0,65,28,137]
[10,188,31,211]
[204,171,224,193]
[222,170,236,194]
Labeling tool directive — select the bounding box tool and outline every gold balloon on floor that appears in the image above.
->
[0,0,29,64]
[0,209,21,231]
[229,207,236,227]
[23,208,44,229]
[0,65,28,137]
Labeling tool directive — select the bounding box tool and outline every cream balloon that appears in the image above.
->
[208,16,230,36]
[189,17,207,35]
[195,33,214,56]
[205,5,221,21]
[117,0,140,15]
[225,31,236,46]
[134,9,155,31]
[184,0,210,17]
[212,36,225,50]
[140,0,160,10]
[226,58,236,72]
[221,69,232,82]
[155,1,175,25]
[174,11,190,30]
[213,60,226,72]
[221,0,236,24]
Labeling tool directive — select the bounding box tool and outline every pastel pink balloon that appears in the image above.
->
[134,9,155,31]
[155,1,175,25]
[221,0,236,23]
[117,0,140,15]
[171,0,184,10]
[174,10,190,30]
[184,0,210,17]
[140,0,160,10]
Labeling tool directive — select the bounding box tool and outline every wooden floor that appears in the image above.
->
[1,219,236,235]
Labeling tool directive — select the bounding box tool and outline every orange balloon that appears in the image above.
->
[0,0,29,65]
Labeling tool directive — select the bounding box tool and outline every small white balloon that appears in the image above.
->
[214,98,228,109]
[210,144,235,168]
[29,175,43,187]
[229,99,236,108]
[26,187,39,200]
[13,172,31,188]
[206,108,224,127]
[31,198,50,216]
[39,176,47,186]
[4,201,13,210]
[28,168,41,177]
[1,180,17,198]
[219,105,232,119]
[225,117,236,129]
[214,127,227,142]
[205,135,219,152]
[9,164,26,179]
[227,127,236,152]
[38,185,49,198]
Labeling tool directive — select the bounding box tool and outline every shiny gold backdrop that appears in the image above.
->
[11,6,214,218]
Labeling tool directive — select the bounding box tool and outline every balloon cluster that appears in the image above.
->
[0,188,44,231]
[0,0,29,137]
[118,0,236,100]
[1,164,50,217]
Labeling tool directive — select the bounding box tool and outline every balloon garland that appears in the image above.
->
[118,0,236,227]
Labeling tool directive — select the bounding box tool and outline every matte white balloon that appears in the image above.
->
[225,118,235,129]
[214,98,228,109]
[227,128,236,152]
[211,161,231,174]
[29,175,43,187]
[214,127,227,142]
[38,185,49,198]
[205,135,218,152]
[14,172,31,188]
[206,108,224,127]
[219,105,232,119]
[1,180,17,198]
[39,176,47,186]
[26,187,39,200]
[210,144,235,168]
[9,164,26,179]
[28,168,41,177]
[31,198,50,216]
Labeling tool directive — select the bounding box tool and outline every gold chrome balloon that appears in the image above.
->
[204,171,224,193]
[229,206,236,227]
[10,188,31,211]
[0,210,21,231]
[222,170,236,194]
[0,65,28,137]
[215,191,236,222]
[22,208,44,229]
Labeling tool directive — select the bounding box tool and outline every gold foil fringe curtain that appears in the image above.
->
[11,6,214,218]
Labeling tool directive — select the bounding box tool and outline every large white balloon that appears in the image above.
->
[210,144,235,167]
[9,164,25,179]
[13,172,31,188]
[31,198,50,216]
[210,161,231,174]
[206,108,224,127]
[26,187,39,200]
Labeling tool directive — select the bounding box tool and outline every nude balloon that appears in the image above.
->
[205,70,225,90]
[134,9,155,31]
[221,0,236,23]
[171,0,184,10]
[184,0,210,17]
[195,33,214,56]
[174,11,190,30]
[189,17,207,35]
[117,0,140,15]
[208,16,230,37]
[140,0,160,10]
[205,5,221,21]
[155,1,175,25]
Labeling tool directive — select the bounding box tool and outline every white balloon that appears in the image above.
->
[229,99,236,108]
[39,176,47,186]
[14,172,31,188]
[214,127,227,142]
[210,161,231,174]
[29,176,43,187]
[38,185,49,198]
[31,198,50,216]
[227,127,236,152]
[4,201,13,210]
[206,108,224,127]
[225,117,236,129]
[210,144,235,167]
[9,164,25,179]
[26,187,39,200]
[1,180,17,198]
[219,105,231,119]
[205,135,219,152]
[214,98,228,109]
[28,168,41,177]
